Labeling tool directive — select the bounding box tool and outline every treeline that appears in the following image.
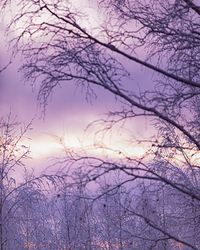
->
[3,173,200,250]
[0,114,198,250]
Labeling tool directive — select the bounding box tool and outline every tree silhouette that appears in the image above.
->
[2,0,200,249]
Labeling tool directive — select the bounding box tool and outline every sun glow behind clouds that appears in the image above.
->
[29,137,62,159]
[28,130,200,170]
[28,132,147,161]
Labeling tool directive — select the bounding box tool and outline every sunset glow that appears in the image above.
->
[28,132,147,160]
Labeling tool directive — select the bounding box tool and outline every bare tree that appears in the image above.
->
[2,0,200,249]
[50,177,95,250]
[0,114,63,250]
[0,114,32,250]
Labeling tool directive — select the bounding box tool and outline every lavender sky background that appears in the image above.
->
[0,1,153,172]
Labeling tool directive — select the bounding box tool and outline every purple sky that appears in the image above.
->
[0,1,154,171]
[0,54,152,167]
